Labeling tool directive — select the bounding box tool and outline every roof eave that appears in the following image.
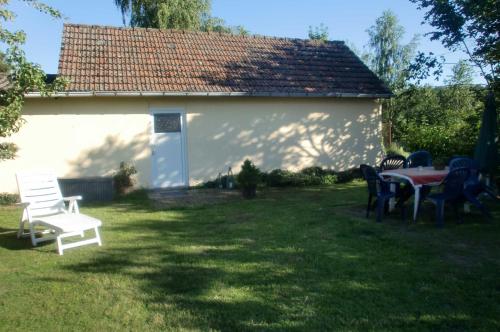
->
[25,91,393,98]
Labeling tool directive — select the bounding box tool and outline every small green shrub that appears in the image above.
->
[321,174,337,185]
[236,160,261,198]
[263,167,337,187]
[0,143,18,161]
[113,161,138,195]
[300,166,327,177]
[202,166,357,189]
[265,169,296,187]
[335,168,363,183]
[0,193,19,205]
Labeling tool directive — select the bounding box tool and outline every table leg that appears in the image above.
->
[413,185,421,222]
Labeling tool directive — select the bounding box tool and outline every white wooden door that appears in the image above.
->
[151,110,187,188]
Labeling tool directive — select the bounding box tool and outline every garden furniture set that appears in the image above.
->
[360,151,495,226]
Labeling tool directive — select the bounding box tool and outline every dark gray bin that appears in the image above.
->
[58,177,114,202]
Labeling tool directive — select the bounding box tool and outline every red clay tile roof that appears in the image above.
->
[58,23,391,97]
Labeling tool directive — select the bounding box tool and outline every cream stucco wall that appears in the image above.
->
[0,96,382,193]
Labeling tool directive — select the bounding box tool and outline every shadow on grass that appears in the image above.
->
[0,227,59,251]
[60,187,500,330]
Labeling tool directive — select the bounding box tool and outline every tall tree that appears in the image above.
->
[410,0,498,86]
[114,0,248,34]
[366,10,419,91]
[365,10,419,145]
[0,0,66,160]
[411,0,499,177]
[445,59,475,86]
[308,23,329,42]
[115,0,209,30]
[200,14,249,35]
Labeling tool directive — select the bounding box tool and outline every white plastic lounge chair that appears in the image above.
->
[16,171,102,255]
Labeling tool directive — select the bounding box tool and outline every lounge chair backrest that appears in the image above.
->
[16,171,66,218]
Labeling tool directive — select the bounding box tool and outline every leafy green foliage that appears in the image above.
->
[407,51,445,84]
[384,142,410,157]
[114,0,209,29]
[0,142,17,160]
[200,14,249,35]
[203,166,362,189]
[236,159,261,189]
[0,0,66,160]
[0,192,18,205]
[365,10,419,92]
[363,10,419,145]
[114,0,248,34]
[264,167,338,187]
[113,161,138,195]
[392,66,484,160]
[335,168,363,183]
[410,0,499,85]
[308,23,329,42]
[264,169,318,187]
[411,0,498,177]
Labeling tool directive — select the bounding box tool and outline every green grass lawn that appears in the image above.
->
[0,182,499,331]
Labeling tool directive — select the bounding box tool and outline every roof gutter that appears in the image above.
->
[25,91,393,98]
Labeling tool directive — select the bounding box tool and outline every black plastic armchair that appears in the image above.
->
[360,164,405,222]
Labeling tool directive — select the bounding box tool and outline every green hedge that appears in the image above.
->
[201,166,362,189]
[0,193,19,205]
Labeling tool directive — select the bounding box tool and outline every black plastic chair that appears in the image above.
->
[360,164,404,222]
[449,157,478,171]
[380,154,407,171]
[450,157,496,220]
[425,167,470,227]
[447,155,469,166]
[407,151,432,168]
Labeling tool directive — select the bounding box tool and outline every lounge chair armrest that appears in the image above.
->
[63,196,82,201]
[16,202,30,208]
[63,196,82,214]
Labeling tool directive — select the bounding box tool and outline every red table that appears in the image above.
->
[381,167,449,221]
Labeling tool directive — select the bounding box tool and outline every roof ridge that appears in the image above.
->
[62,22,345,45]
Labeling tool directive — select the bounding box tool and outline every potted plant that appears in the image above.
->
[236,159,261,198]
[433,156,447,170]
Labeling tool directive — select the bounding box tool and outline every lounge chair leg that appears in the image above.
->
[17,220,25,239]
[29,223,37,246]
[57,236,63,255]
[95,227,102,246]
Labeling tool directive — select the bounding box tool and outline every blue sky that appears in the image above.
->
[4,0,484,84]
